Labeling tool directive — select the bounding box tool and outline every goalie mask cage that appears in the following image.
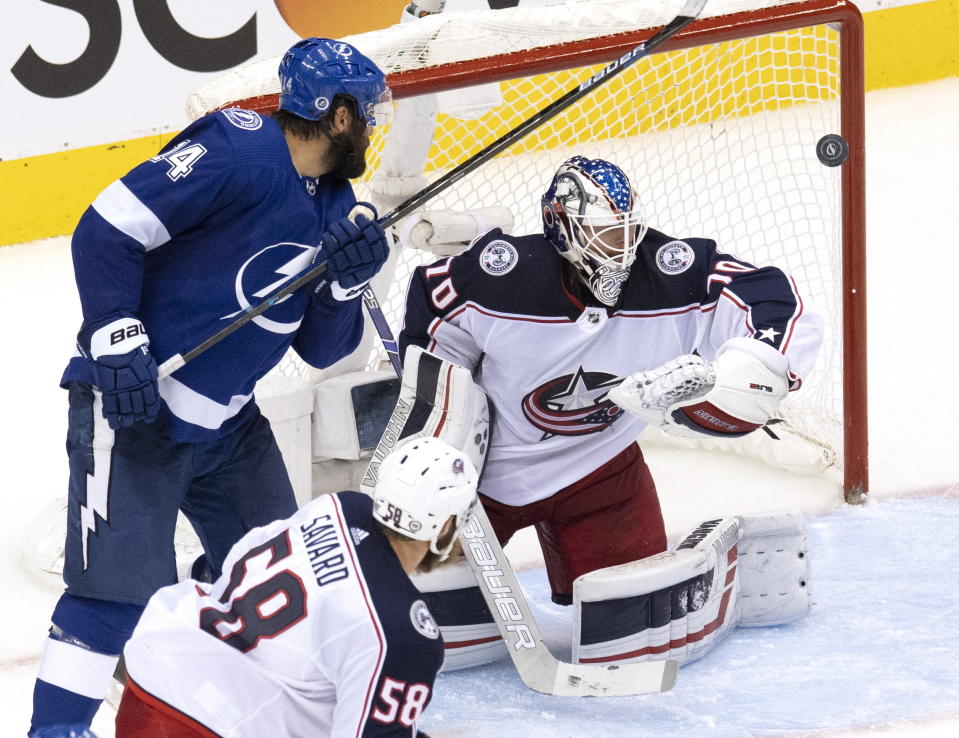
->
[189,0,866,502]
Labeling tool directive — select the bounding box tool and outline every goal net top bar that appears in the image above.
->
[186,0,860,119]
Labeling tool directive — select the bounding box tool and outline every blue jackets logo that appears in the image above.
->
[410,600,440,639]
[656,240,695,274]
[521,366,624,438]
[479,240,518,276]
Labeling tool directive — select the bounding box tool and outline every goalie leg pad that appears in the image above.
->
[573,518,741,666]
[737,511,810,626]
[411,558,506,671]
[361,346,490,496]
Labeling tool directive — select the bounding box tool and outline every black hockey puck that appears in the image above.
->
[816,134,849,167]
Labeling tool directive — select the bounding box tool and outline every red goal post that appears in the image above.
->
[188,0,866,502]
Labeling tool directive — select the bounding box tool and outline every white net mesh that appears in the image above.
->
[186,1,801,120]
[195,0,857,482]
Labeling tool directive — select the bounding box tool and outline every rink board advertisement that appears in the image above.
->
[0,0,955,247]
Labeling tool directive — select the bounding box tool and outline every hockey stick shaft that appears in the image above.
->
[157,262,329,377]
[158,0,705,379]
[374,0,707,230]
[459,503,677,696]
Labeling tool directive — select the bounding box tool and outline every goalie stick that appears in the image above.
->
[459,501,677,696]
[157,0,708,379]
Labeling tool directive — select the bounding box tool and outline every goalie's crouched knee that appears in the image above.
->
[410,558,507,671]
[572,512,808,666]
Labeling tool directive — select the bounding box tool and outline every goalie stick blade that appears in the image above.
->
[539,656,678,697]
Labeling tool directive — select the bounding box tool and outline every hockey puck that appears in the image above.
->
[816,134,849,167]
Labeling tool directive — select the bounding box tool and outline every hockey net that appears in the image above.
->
[188,0,866,501]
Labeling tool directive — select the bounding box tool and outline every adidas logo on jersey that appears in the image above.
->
[350,527,370,546]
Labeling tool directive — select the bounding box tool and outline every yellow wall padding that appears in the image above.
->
[0,135,172,247]
[864,0,958,89]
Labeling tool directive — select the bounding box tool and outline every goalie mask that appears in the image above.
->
[278,38,392,127]
[372,437,479,561]
[541,156,647,306]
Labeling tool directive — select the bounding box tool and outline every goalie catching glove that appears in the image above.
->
[608,337,789,438]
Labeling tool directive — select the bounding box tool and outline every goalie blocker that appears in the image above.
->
[573,512,809,666]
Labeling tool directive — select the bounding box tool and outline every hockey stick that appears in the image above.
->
[458,502,677,696]
[157,0,707,379]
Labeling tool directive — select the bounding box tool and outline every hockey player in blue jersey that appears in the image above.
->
[30,38,393,737]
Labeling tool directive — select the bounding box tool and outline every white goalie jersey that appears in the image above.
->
[122,491,444,737]
[399,228,823,507]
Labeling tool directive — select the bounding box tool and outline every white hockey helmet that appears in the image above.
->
[372,437,479,560]
[541,156,647,306]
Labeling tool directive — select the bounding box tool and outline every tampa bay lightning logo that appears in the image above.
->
[222,242,319,334]
[221,109,262,130]
[522,366,624,438]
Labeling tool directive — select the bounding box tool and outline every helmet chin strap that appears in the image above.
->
[428,520,460,562]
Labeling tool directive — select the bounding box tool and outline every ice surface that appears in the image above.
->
[426,497,959,737]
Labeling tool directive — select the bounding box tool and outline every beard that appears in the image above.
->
[324,118,370,180]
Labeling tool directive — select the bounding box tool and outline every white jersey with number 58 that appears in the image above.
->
[123,491,444,737]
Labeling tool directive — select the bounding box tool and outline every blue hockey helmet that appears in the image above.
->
[541,156,647,306]
[278,38,391,126]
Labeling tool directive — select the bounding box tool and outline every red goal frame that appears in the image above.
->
[218,0,867,502]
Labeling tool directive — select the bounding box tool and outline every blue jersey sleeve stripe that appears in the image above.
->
[92,180,171,251]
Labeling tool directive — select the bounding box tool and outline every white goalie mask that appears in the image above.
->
[372,437,479,561]
[541,156,648,306]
